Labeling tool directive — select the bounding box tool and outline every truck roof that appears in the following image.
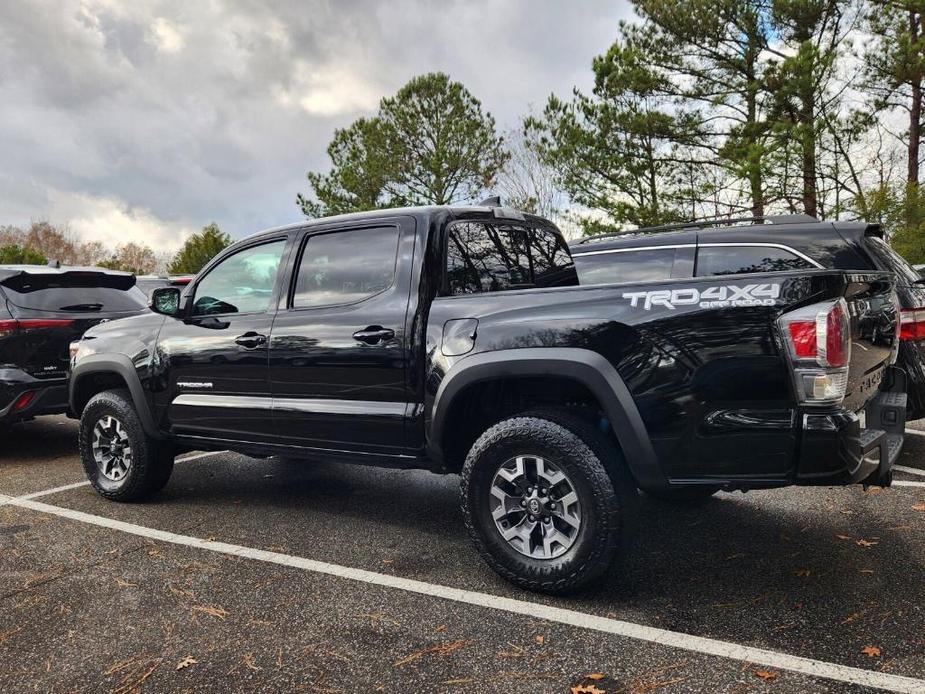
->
[243,204,552,243]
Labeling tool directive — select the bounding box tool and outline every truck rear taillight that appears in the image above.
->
[778,298,851,405]
[900,308,925,341]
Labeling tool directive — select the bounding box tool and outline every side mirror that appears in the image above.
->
[150,286,182,316]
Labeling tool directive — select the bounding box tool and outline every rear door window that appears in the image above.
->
[695,245,814,276]
[0,272,147,313]
[446,222,578,295]
[293,226,400,308]
[572,248,677,285]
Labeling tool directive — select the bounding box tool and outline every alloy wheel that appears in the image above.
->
[489,455,582,559]
[92,415,133,482]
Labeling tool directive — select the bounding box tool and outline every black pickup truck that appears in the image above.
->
[69,203,906,593]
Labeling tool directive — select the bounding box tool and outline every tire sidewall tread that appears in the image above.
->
[79,389,173,502]
[461,408,636,594]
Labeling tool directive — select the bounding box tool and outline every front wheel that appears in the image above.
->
[79,389,174,502]
[461,410,636,594]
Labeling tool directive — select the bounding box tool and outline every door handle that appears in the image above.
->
[352,326,395,344]
[235,332,267,348]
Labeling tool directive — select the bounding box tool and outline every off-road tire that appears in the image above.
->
[79,389,174,502]
[461,408,637,594]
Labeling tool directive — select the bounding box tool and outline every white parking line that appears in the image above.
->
[2,451,225,504]
[894,465,925,478]
[1,493,923,693]
[893,480,925,488]
[905,428,925,437]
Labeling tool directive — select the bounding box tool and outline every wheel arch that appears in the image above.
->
[70,354,161,439]
[427,348,665,490]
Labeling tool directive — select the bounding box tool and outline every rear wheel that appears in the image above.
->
[79,389,174,501]
[461,409,636,594]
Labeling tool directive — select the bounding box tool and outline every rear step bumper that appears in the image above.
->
[797,367,907,486]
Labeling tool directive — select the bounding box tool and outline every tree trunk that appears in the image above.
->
[910,11,923,188]
[800,84,817,218]
[744,51,764,217]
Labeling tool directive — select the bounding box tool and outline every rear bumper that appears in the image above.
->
[796,367,906,486]
[0,368,69,422]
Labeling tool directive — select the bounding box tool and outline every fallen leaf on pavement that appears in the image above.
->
[835,534,852,540]
[793,569,811,577]
[586,673,605,680]
[434,624,447,633]
[394,639,469,667]
[191,605,228,619]
[754,670,779,681]
[856,539,879,547]
[912,504,925,512]
[176,656,197,671]
[570,685,605,694]
[862,646,881,658]
[534,634,545,645]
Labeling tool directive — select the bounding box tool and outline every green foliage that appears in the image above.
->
[0,243,46,265]
[866,183,925,263]
[298,72,507,217]
[636,0,776,215]
[167,223,231,275]
[526,26,704,231]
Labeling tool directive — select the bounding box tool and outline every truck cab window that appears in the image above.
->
[446,222,577,295]
[293,226,399,308]
[192,240,286,316]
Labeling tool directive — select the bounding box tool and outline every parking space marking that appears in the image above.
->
[894,465,925,478]
[905,428,925,438]
[1,494,923,693]
[893,480,925,488]
[0,451,225,506]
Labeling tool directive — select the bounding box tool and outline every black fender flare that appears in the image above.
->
[427,347,665,490]
[69,354,161,439]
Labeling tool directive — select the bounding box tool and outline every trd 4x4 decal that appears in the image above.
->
[622,283,781,310]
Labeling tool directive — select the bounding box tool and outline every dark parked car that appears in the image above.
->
[0,265,148,429]
[69,204,904,593]
[570,215,925,419]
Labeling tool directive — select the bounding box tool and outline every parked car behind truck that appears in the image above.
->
[69,203,905,593]
[570,214,925,419]
[0,265,148,430]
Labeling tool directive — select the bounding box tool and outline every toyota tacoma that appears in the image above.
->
[69,203,907,593]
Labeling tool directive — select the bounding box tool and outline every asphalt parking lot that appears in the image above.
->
[2,416,925,693]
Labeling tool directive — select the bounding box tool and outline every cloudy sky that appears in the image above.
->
[0,1,630,252]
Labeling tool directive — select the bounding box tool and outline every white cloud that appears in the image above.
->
[45,190,194,252]
[0,0,631,248]
[149,17,184,54]
[276,62,382,116]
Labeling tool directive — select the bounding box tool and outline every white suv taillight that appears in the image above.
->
[778,298,850,405]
